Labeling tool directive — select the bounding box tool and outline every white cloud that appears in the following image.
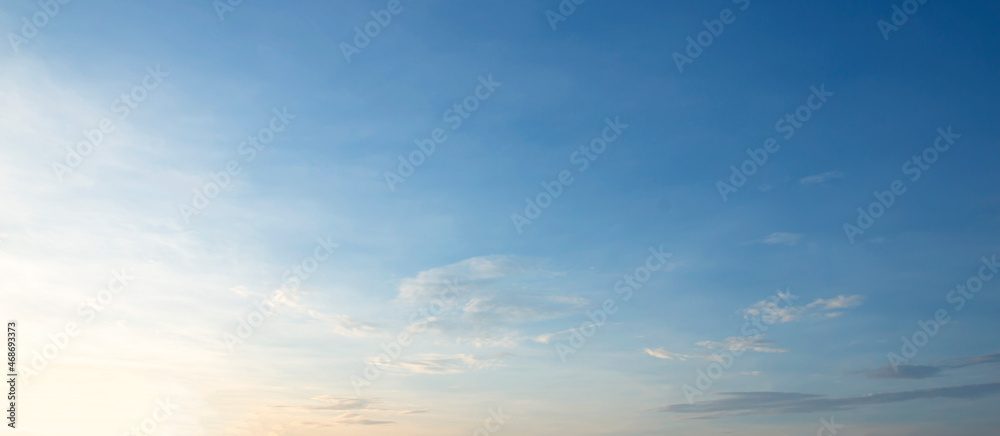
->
[799,171,843,185]
[643,348,706,361]
[648,292,864,362]
[645,337,786,363]
[807,295,865,310]
[395,255,524,304]
[740,290,804,324]
[696,336,787,353]
[394,257,586,347]
[368,353,504,375]
[305,309,378,338]
[534,324,601,344]
[760,232,802,246]
[740,291,864,324]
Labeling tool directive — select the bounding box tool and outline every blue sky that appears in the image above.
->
[1,0,999,434]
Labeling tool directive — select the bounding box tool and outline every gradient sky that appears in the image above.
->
[2,0,1000,435]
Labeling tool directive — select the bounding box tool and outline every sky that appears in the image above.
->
[1,0,999,435]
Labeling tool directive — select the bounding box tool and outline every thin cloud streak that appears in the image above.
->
[866,352,1000,379]
[662,383,1000,417]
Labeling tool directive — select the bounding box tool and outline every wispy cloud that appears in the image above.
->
[799,171,843,185]
[746,232,802,246]
[643,348,708,361]
[739,290,804,324]
[307,396,377,410]
[866,352,1000,379]
[867,364,944,380]
[367,353,505,375]
[275,396,429,427]
[741,293,864,324]
[662,383,1000,417]
[395,256,586,347]
[305,309,379,338]
[806,295,865,310]
[645,336,786,362]
[395,255,525,304]
[648,292,863,362]
[534,323,601,344]
[696,336,787,353]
